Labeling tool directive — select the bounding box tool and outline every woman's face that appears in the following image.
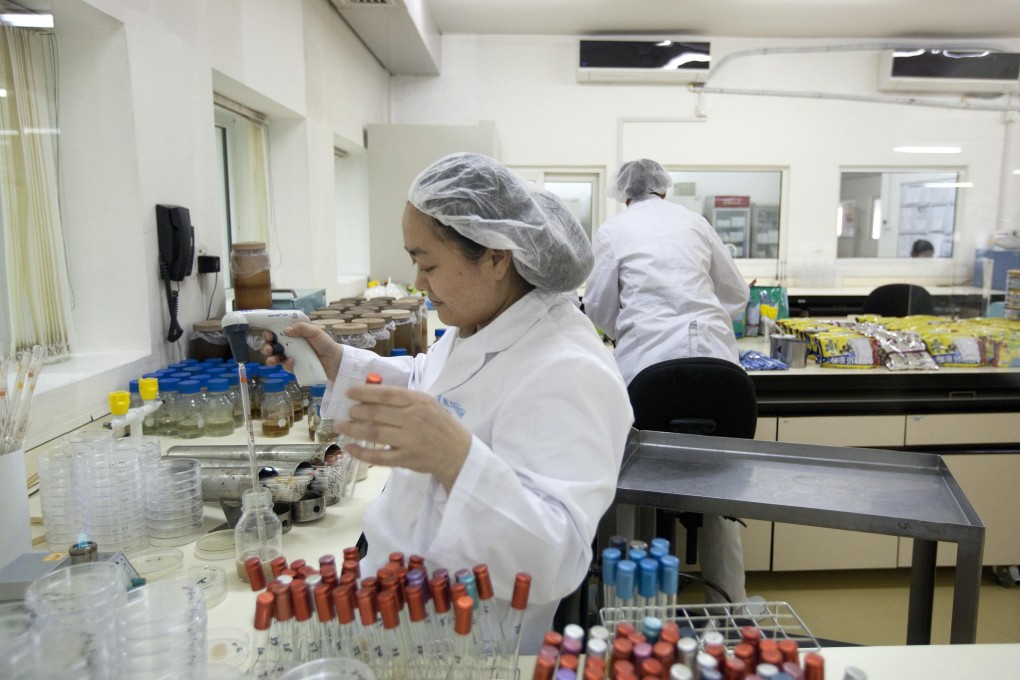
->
[402,203,518,336]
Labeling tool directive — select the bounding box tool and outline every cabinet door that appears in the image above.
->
[905,413,1020,446]
[755,417,777,442]
[898,452,1020,567]
[772,415,905,570]
[778,415,905,447]
[670,518,773,573]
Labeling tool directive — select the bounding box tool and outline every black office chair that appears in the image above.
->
[627,357,758,564]
[861,283,935,317]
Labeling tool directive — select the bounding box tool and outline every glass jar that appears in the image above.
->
[282,372,304,422]
[219,369,244,427]
[307,383,327,442]
[357,316,392,357]
[230,242,272,311]
[204,378,235,437]
[335,322,375,351]
[176,380,205,438]
[234,487,283,584]
[395,297,426,355]
[188,319,233,361]
[155,378,181,437]
[260,379,291,437]
[381,309,414,355]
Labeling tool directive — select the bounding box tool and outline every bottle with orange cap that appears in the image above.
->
[446,594,478,680]
[248,590,278,679]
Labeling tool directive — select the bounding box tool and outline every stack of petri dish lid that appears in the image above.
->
[145,457,205,546]
[36,441,90,551]
[115,579,208,677]
[78,439,150,554]
[25,562,131,677]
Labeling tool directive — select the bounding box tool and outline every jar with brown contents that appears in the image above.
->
[231,242,272,310]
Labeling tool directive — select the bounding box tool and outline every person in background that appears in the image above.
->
[583,158,750,605]
[911,239,935,258]
[263,152,632,653]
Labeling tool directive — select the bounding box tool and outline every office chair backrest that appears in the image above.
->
[627,357,758,439]
[861,283,935,317]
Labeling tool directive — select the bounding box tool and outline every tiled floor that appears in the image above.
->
[685,567,1020,646]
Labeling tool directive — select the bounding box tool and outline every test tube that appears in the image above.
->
[658,554,679,620]
[377,589,412,677]
[248,591,276,679]
[615,559,637,624]
[290,580,317,662]
[601,547,621,613]
[356,587,383,665]
[637,558,659,619]
[332,584,362,661]
[406,583,440,675]
[313,583,337,661]
[447,595,477,680]
[270,581,298,671]
[473,564,505,649]
[676,636,698,671]
[504,572,531,672]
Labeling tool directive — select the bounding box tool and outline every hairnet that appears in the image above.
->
[408,153,593,292]
[609,159,673,203]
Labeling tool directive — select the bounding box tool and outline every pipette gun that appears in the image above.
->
[221,310,328,386]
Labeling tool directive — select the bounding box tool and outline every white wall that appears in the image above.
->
[391,35,1020,288]
[24,0,390,447]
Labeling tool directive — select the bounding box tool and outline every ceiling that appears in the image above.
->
[425,0,1020,40]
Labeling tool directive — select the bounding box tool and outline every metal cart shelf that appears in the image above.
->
[604,430,985,644]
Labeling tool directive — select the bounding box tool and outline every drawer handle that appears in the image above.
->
[948,390,977,399]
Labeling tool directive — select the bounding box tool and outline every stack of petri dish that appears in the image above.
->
[36,441,90,551]
[25,562,131,678]
[145,457,205,546]
[78,438,150,554]
[115,579,207,677]
[0,602,40,678]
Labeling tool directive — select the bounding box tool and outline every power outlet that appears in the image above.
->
[197,255,220,274]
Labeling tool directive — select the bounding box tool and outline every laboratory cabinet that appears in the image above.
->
[705,196,751,258]
[751,204,780,258]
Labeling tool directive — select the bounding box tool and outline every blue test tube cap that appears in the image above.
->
[628,547,647,563]
[641,616,662,644]
[650,537,671,553]
[658,554,680,596]
[609,535,628,552]
[615,559,636,602]
[601,547,621,585]
[649,544,668,563]
[637,558,658,599]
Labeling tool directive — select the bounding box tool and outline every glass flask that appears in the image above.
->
[204,378,235,437]
[176,379,205,439]
[260,379,291,437]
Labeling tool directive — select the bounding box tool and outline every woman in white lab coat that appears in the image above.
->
[583,159,749,386]
[265,153,632,654]
[583,159,750,605]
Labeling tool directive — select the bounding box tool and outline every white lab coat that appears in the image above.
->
[583,197,749,385]
[320,289,633,654]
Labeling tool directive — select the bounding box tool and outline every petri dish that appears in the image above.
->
[179,565,228,609]
[206,627,250,668]
[194,529,236,561]
[278,658,377,679]
[126,548,184,582]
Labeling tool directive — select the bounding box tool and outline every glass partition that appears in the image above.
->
[666,170,783,259]
[837,169,962,258]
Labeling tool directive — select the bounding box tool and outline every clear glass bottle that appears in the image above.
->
[140,375,160,435]
[220,369,244,427]
[308,383,327,442]
[204,377,235,437]
[234,487,284,584]
[282,372,305,422]
[155,377,181,437]
[176,379,205,438]
[260,379,291,437]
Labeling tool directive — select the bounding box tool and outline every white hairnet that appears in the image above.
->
[408,153,593,292]
[609,159,673,203]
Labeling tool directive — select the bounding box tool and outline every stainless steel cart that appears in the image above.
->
[604,430,985,644]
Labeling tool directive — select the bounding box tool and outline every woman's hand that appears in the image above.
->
[261,321,343,382]
[338,383,472,493]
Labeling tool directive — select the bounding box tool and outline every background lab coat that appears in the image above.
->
[583,198,750,384]
[321,289,633,654]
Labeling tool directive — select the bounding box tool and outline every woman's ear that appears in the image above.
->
[488,249,515,279]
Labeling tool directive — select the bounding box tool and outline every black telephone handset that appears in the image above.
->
[156,204,194,281]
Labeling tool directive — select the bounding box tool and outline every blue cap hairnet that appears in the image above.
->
[609,159,673,203]
[408,153,593,292]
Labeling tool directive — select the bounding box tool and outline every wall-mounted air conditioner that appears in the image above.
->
[878,49,1020,94]
[577,39,710,85]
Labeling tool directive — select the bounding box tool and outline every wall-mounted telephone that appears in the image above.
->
[156,204,194,281]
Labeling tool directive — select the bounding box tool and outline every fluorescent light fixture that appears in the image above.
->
[1013,169,1020,175]
[0,88,6,97]
[925,182,972,188]
[836,204,844,237]
[894,146,962,154]
[0,13,54,28]
[23,127,60,135]
[871,198,882,240]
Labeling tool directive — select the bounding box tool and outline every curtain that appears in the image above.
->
[247,119,271,246]
[0,26,72,360]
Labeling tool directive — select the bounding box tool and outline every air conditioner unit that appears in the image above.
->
[878,48,1020,94]
[577,39,710,85]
